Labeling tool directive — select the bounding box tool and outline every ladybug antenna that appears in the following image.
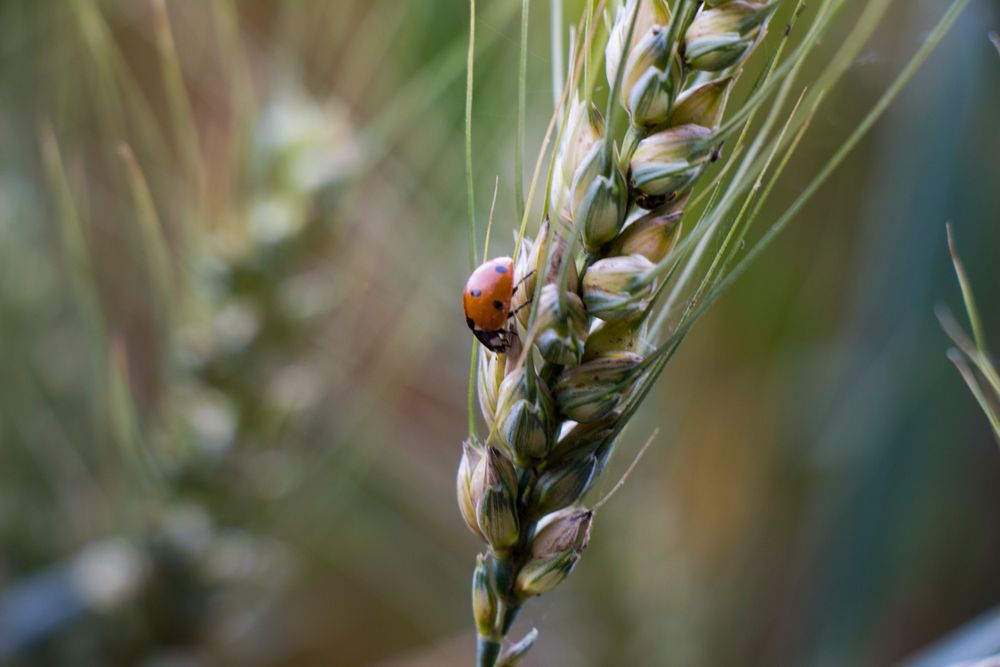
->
[483,175,500,259]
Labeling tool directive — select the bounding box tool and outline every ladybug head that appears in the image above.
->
[473,328,512,353]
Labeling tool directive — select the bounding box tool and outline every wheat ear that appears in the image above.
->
[459,4,779,665]
[457,1,971,665]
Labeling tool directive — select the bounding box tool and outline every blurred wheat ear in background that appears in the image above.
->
[2,0,510,662]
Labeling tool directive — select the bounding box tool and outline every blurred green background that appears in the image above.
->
[1,0,999,665]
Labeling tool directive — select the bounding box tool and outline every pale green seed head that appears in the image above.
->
[472,554,498,637]
[554,352,644,423]
[533,454,598,516]
[581,253,657,322]
[630,124,714,198]
[523,220,579,317]
[621,29,682,131]
[685,1,775,72]
[583,318,645,361]
[551,97,604,225]
[531,507,593,559]
[606,203,684,264]
[606,0,672,95]
[512,234,535,328]
[686,35,752,72]
[500,399,551,466]
[668,76,734,130]
[474,448,520,550]
[457,442,484,539]
[495,368,557,465]
[534,284,589,366]
[477,485,520,551]
[515,550,579,597]
[572,147,629,253]
[477,346,506,429]
[484,443,519,492]
[548,417,620,465]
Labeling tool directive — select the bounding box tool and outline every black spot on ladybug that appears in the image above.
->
[466,317,475,329]
[493,300,504,310]
[494,265,508,273]
[470,289,482,297]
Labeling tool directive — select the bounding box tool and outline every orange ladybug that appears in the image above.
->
[464,256,517,352]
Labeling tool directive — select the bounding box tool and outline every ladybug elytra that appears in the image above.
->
[463,256,517,353]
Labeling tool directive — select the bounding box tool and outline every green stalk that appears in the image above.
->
[466,0,479,271]
[477,638,502,667]
[550,0,564,108]
[516,0,530,220]
[469,345,480,439]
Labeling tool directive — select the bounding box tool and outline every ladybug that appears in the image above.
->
[464,256,518,352]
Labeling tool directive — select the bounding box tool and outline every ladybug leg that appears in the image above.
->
[511,270,535,295]
[508,273,536,322]
[508,300,532,320]
[499,326,520,350]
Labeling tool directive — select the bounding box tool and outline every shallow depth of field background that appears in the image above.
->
[2,1,1000,665]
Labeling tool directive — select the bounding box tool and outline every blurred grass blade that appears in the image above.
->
[516,0,530,220]
[357,2,519,175]
[946,349,1000,445]
[938,306,1000,398]
[117,143,175,323]
[947,223,987,352]
[69,0,170,162]
[153,0,205,200]
[466,0,479,438]
[68,0,127,139]
[466,0,478,270]
[107,339,157,481]
[211,0,254,116]
[550,0,564,109]
[210,0,256,206]
[39,122,104,345]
